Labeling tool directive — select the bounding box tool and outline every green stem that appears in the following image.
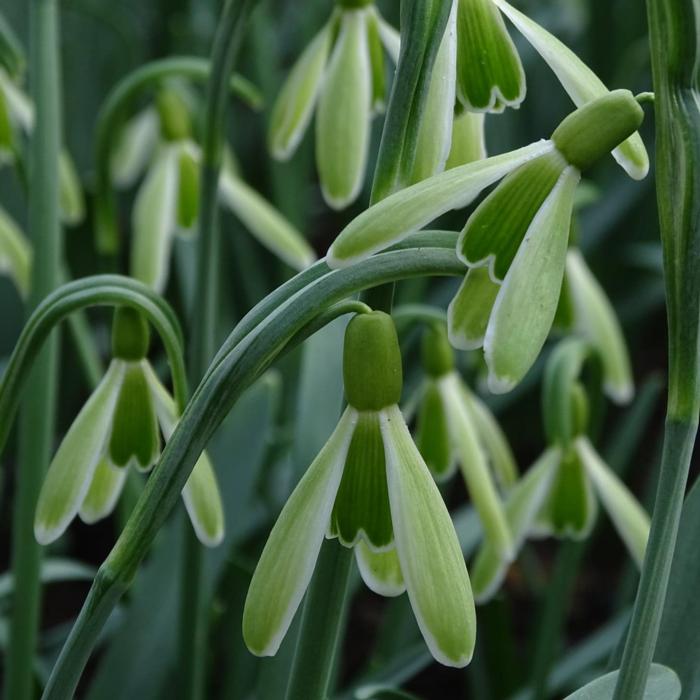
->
[40,238,463,700]
[614,0,700,695]
[284,542,354,700]
[180,2,259,697]
[5,2,63,699]
[94,56,261,255]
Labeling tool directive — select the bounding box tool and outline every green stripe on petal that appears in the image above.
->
[409,1,457,184]
[484,166,580,393]
[381,404,476,668]
[566,249,634,404]
[328,140,553,268]
[268,24,332,160]
[440,373,513,560]
[356,541,406,597]
[316,9,372,209]
[576,437,649,568]
[182,453,225,547]
[416,379,456,480]
[79,458,127,525]
[458,149,568,280]
[35,360,126,545]
[110,108,159,187]
[446,111,487,169]
[456,0,526,112]
[219,167,316,270]
[447,266,499,350]
[130,145,179,293]
[0,204,31,297]
[471,447,559,601]
[330,410,393,549]
[460,385,518,489]
[243,407,357,656]
[492,0,649,180]
[59,150,85,226]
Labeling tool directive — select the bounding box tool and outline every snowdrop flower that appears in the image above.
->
[415,324,515,561]
[268,1,399,207]
[470,339,649,601]
[243,311,476,667]
[0,204,30,297]
[111,86,315,293]
[329,91,645,393]
[34,307,224,547]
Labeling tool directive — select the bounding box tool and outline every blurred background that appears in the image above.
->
[0,0,694,698]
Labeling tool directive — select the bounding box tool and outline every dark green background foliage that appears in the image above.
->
[0,1,695,698]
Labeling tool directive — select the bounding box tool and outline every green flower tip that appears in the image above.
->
[156,88,191,142]
[343,311,403,410]
[552,90,644,172]
[421,324,455,378]
[111,306,151,361]
[177,149,200,229]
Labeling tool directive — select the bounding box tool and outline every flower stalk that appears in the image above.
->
[614,0,700,696]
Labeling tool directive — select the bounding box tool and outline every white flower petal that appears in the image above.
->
[78,458,127,524]
[0,67,34,131]
[34,361,126,544]
[243,407,358,656]
[355,541,406,597]
[374,9,400,64]
[110,108,160,187]
[381,405,475,667]
[182,453,225,547]
[0,204,31,297]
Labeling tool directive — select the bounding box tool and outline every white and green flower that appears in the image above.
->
[0,204,31,297]
[34,307,224,548]
[112,86,316,293]
[243,311,475,668]
[268,3,398,207]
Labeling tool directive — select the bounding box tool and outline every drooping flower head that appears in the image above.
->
[243,311,476,667]
[111,83,315,293]
[34,306,224,547]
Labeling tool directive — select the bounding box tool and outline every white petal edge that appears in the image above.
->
[327,139,554,268]
[355,541,406,597]
[34,361,126,544]
[381,404,476,668]
[576,437,649,568]
[492,0,649,180]
[242,407,357,656]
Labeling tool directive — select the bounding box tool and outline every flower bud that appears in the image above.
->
[551,90,644,172]
[343,311,402,410]
[421,324,455,378]
[111,307,151,361]
[156,88,192,142]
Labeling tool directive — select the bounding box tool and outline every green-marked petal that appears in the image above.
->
[0,67,33,131]
[381,404,475,667]
[108,360,161,471]
[447,266,499,350]
[316,9,372,208]
[59,150,85,226]
[440,373,513,560]
[0,204,31,297]
[458,149,568,280]
[176,145,200,231]
[492,0,649,180]
[243,407,357,656]
[484,166,580,393]
[535,445,597,539]
[79,458,127,524]
[330,410,393,549]
[269,24,332,160]
[182,453,225,547]
[356,541,406,597]
[416,379,456,480]
[576,437,649,568]
[472,447,559,601]
[409,1,457,184]
[366,9,387,113]
[219,167,316,270]
[460,385,518,489]
[130,145,179,292]
[446,111,487,169]
[566,249,634,403]
[456,0,525,112]
[110,108,159,187]
[328,140,553,268]
[35,361,125,544]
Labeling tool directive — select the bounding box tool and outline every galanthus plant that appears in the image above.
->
[0,0,697,699]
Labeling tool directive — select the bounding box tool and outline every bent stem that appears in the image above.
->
[5,2,63,699]
[614,0,700,696]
